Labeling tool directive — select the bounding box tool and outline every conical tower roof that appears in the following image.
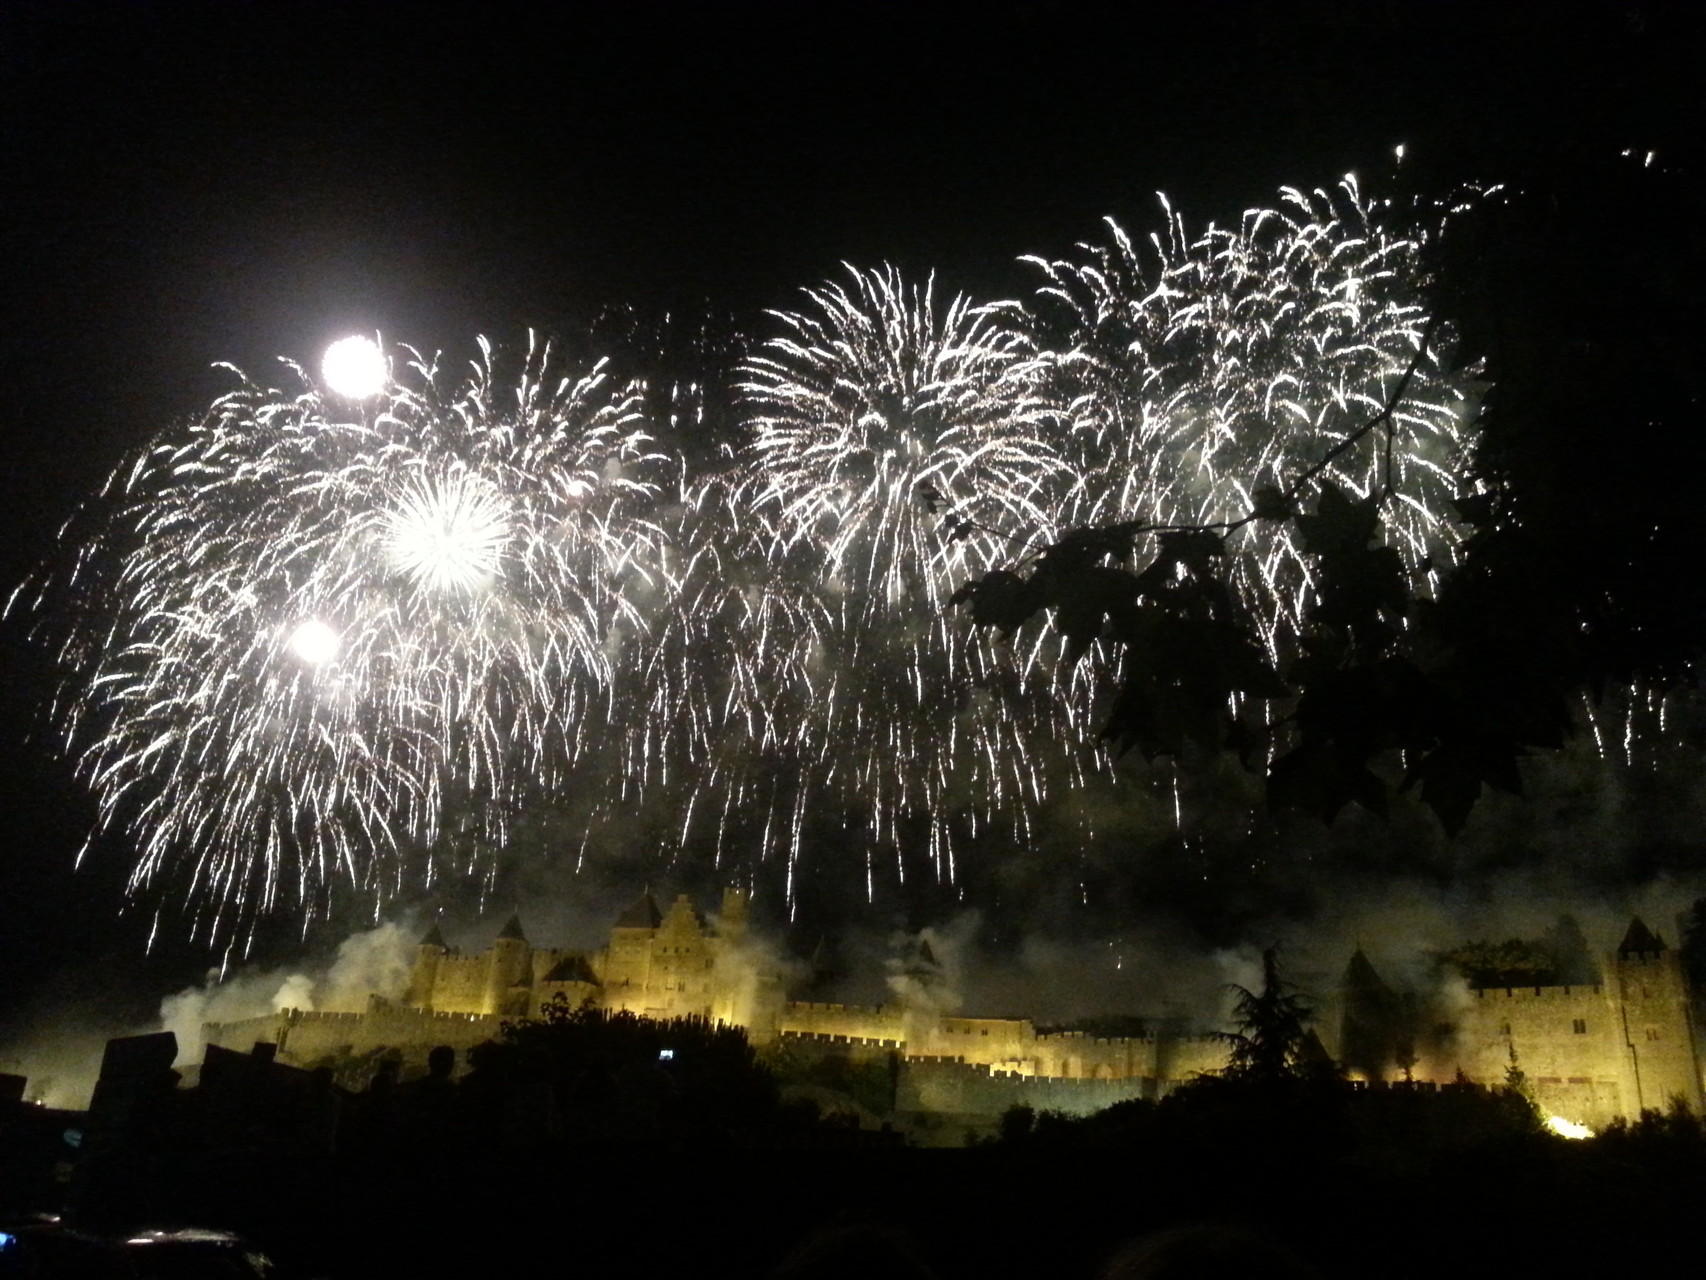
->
[615,892,662,930]
[497,914,528,943]
[542,955,600,985]
[1341,948,1392,998]
[1618,916,1666,956]
[419,923,448,949]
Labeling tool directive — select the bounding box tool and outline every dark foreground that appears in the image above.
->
[10,1111,1703,1280]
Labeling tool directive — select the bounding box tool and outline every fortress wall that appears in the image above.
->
[428,954,496,1015]
[1454,985,1621,1081]
[910,1016,1033,1064]
[603,929,655,991]
[203,1014,286,1057]
[1445,984,1629,1128]
[1156,1035,1229,1083]
[781,1031,904,1054]
[1031,1031,1162,1081]
[649,934,718,1016]
[779,1002,907,1043]
[269,1004,500,1067]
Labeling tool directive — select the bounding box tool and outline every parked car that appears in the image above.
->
[1,1218,281,1280]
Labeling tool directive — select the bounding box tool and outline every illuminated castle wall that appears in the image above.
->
[202,889,1222,1109]
[1334,918,1704,1132]
[201,898,1705,1131]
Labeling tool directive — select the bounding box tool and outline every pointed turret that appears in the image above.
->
[407,922,450,1008]
[1342,948,1392,1001]
[1618,917,1666,957]
[615,892,662,931]
[486,913,533,1016]
[1339,948,1404,1083]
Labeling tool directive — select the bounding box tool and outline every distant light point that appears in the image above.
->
[322,336,388,399]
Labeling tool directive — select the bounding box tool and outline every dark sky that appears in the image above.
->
[0,0,1699,1024]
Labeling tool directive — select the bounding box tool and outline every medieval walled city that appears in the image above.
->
[200,890,1705,1138]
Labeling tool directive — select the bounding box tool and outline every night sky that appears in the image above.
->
[1,1,1700,1044]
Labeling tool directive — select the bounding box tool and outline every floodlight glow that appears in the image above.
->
[322,336,388,399]
[1546,1115,1593,1139]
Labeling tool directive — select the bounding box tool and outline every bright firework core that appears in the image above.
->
[381,472,511,595]
[321,336,388,399]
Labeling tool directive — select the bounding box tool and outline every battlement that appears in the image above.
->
[779,1030,904,1049]
[1472,984,1602,1001]
[1035,1030,1154,1047]
[280,1008,363,1023]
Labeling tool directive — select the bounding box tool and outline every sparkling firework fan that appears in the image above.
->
[1021,177,1482,659]
[736,266,1101,890]
[36,335,665,938]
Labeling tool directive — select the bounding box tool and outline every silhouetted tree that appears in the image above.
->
[1220,947,1319,1083]
[946,150,1703,836]
[1502,1041,1537,1111]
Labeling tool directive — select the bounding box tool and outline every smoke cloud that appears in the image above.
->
[157,921,416,1067]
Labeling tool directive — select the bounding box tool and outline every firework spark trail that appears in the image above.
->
[730,265,1105,886]
[37,335,666,938]
[1016,177,1482,660]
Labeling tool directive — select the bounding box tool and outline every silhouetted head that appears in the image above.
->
[1101,1223,1318,1280]
[427,1045,455,1078]
[772,1223,937,1280]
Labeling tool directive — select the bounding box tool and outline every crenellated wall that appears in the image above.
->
[206,900,1703,1135]
[1339,926,1706,1131]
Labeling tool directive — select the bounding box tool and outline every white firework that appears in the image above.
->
[38,334,666,938]
[1020,176,1482,658]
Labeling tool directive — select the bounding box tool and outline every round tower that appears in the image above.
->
[1612,916,1703,1115]
[406,923,449,1010]
[484,914,532,1016]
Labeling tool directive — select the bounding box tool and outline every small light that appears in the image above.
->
[658,1048,674,1061]
[322,336,388,399]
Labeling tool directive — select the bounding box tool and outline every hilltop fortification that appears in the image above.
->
[203,896,1705,1132]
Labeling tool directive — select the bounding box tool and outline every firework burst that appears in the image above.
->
[1019,176,1482,658]
[735,266,1102,887]
[34,335,665,938]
